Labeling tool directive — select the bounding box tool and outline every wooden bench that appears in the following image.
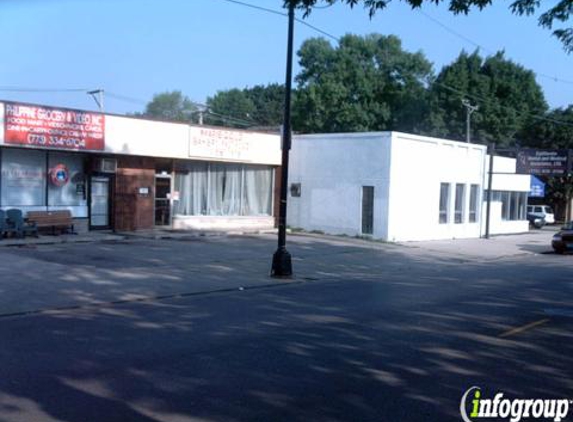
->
[26,210,76,235]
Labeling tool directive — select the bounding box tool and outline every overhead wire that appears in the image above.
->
[220,0,573,129]
[417,9,573,86]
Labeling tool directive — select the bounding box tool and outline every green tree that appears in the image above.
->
[521,105,573,149]
[206,84,285,128]
[287,0,573,53]
[292,34,433,133]
[426,50,547,146]
[245,83,285,127]
[144,90,199,123]
[206,88,255,128]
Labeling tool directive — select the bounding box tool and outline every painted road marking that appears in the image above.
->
[499,318,550,338]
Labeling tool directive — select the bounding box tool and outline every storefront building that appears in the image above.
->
[287,131,530,242]
[0,101,281,233]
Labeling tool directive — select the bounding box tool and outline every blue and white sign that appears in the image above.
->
[529,175,545,197]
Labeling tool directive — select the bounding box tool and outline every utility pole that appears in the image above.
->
[484,144,495,239]
[88,89,104,112]
[271,1,295,278]
[462,99,478,143]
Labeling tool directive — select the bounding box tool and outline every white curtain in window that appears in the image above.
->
[175,162,273,217]
[208,164,225,215]
[222,164,242,216]
[243,165,272,216]
[175,162,208,215]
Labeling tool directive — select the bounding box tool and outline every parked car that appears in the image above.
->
[527,213,545,229]
[551,221,573,254]
[527,205,555,224]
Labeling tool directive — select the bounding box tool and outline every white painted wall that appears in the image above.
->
[105,116,281,165]
[289,132,537,242]
[386,133,487,241]
[288,133,392,239]
[105,115,189,158]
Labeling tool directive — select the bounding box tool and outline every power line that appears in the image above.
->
[219,0,340,41]
[218,0,573,129]
[432,79,573,128]
[0,87,88,92]
[107,91,259,127]
[417,10,573,86]
[219,0,285,17]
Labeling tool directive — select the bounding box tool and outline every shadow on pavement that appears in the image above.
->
[0,234,572,421]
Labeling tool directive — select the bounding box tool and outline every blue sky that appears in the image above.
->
[0,0,571,116]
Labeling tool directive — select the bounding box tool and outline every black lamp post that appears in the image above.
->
[271,1,295,278]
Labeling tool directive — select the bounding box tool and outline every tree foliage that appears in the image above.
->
[427,50,548,146]
[293,34,433,133]
[206,84,285,128]
[206,88,256,128]
[143,90,199,123]
[521,106,573,149]
[285,0,573,53]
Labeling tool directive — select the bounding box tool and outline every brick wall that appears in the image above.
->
[114,156,155,231]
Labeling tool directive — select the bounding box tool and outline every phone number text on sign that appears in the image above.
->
[4,103,105,151]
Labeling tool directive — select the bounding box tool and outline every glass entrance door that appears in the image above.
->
[155,175,171,226]
[90,176,110,228]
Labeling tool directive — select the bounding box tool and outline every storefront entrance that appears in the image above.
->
[90,176,111,229]
[155,175,171,226]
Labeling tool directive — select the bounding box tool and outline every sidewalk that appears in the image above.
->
[0,231,126,247]
[400,227,557,260]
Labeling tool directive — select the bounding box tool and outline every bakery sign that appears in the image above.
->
[4,102,105,151]
[189,126,251,161]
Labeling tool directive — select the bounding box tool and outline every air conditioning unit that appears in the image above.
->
[96,158,117,173]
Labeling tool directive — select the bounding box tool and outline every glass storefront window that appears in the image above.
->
[175,161,273,217]
[487,190,528,221]
[1,148,87,216]
[48,152,87,206]
[1,148,46,206]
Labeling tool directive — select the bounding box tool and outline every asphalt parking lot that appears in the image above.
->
[0,230,571,422]
[0,228,562,316]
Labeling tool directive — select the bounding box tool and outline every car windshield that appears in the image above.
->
[544,206,553,213]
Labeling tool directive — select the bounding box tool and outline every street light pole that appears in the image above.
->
[271,2,295,278]
[462,99,478,143]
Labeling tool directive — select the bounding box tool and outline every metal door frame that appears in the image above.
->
[154,174,172,227]
[89,173,113,230]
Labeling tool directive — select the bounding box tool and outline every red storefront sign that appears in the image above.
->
[4,103,105,151]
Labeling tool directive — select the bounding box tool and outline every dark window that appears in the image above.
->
[439,183,450,224]
[362,186,374,235]
[455,183,465,224]
[469,184,479,223]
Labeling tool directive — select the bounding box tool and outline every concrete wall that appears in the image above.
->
[386,133,487,241]
[288,133,392,239]
[173,216,274,232]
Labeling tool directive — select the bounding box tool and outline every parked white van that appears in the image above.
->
[527,205,555,224]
